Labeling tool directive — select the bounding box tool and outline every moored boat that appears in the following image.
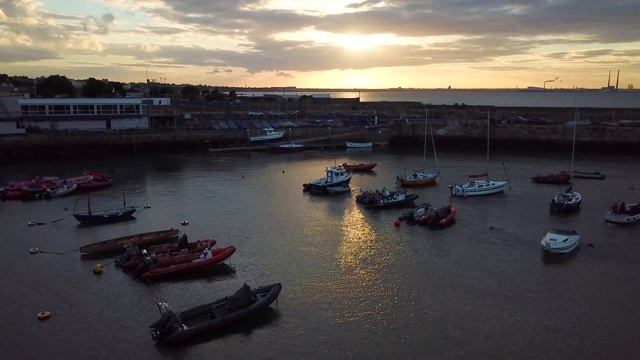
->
[249,128,285,143]
[398,202,433,223]
[117,237,217,272]
[417,203,457,227]
[38,182,78,199]
[270,143,305,153]
[531,172,571,184]
[541,229,580,254]
[550,186,582,212]
[326,184,351,194]
[345,141,373,148]
[368,191,419,209]
[342,162,377,172]
[79,228,180,255]
[449,179,508,196]
[303,165,352,194]
[150,283,282,344]
[563,170,606,180]
[604,202,640,224]
[137,245,236,280]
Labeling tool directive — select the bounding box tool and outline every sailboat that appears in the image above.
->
[449,111,508,196]
[73,187,137,224]
[346,126,373,148]
[270,128,305,153]
[550,106,583,212]
[396,109,439,186]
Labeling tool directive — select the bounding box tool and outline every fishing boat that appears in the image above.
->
[541,229,581,254]
[249,128,285,143]
[150,283,282,344]
[449,111,509,196]
[303,165,352,195]
[79,228,180,255]
[396,110,439,186]
[341,162,377,172]
[604,202,640,224]
[550,105,583,213]
[137,245,236,280]
[73,188,137,224]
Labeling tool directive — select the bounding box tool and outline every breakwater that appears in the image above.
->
[1,121,638,163]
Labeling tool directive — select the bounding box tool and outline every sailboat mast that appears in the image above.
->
[570,107,578,184]
[486,111,490,176]
[428,111,439,173]
[423,109,428,164]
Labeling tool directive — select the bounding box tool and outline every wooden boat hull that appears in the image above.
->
[79,228,180,255]
[150,283,282,344]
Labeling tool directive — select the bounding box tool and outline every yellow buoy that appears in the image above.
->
[92,263,104,275]
[37,311,51,321]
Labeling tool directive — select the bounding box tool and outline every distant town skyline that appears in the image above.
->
[1,1,638,90]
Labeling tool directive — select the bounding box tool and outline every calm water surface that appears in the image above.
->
[1,148,639,359]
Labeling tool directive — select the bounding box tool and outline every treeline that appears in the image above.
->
[0,73,237,101]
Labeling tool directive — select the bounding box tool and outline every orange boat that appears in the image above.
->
[417,203,456,227]
[118,238,217,271]
[342,162,377,172]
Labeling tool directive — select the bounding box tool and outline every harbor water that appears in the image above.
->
[1,147,639,359]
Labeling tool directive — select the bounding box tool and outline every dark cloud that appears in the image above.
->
[81,12,115,34]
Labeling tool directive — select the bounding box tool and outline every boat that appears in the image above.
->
[303,165,352,194]
[341,162,377,172]
[77,171,113,190]
[149,283,282,344]
[38,182,78,199]
[227,121,238,130]
[562,170,606,180]
[72,188,137,224]
[604,202,640,224]
[417,203,457,227]
[449,111,508,196]
[270,128,305,153]
[249,128,285,143]
[368,190,419,209]
[79,228,181,255]
[398,202,434,223]
[356,187,400,205]
[137,245,236,280]
[116,236,217,271]
[541,229,581,254]
[346,126,373,148]
[397,110,439,186]
[531,172,571,184]
[218,121,229,130]
[326,184,351,194]
[550,106,583,213]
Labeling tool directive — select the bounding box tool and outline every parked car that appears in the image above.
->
[247,110,264,117]
[506,116,527,124]
[268,111,286,118]
[526,117,552,125]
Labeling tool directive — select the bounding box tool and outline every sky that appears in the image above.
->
[1,0,639,89]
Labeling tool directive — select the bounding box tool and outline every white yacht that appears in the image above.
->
[541,229,581,254]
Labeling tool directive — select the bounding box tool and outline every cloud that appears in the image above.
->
[81,12,115,35]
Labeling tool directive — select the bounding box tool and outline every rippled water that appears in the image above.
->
[2,148,639,359]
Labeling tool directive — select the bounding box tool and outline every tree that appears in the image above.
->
[36,75,76,98]
[81,77,109,97]
[180,85,200,100]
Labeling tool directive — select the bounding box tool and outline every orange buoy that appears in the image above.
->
[394,220,401,227]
